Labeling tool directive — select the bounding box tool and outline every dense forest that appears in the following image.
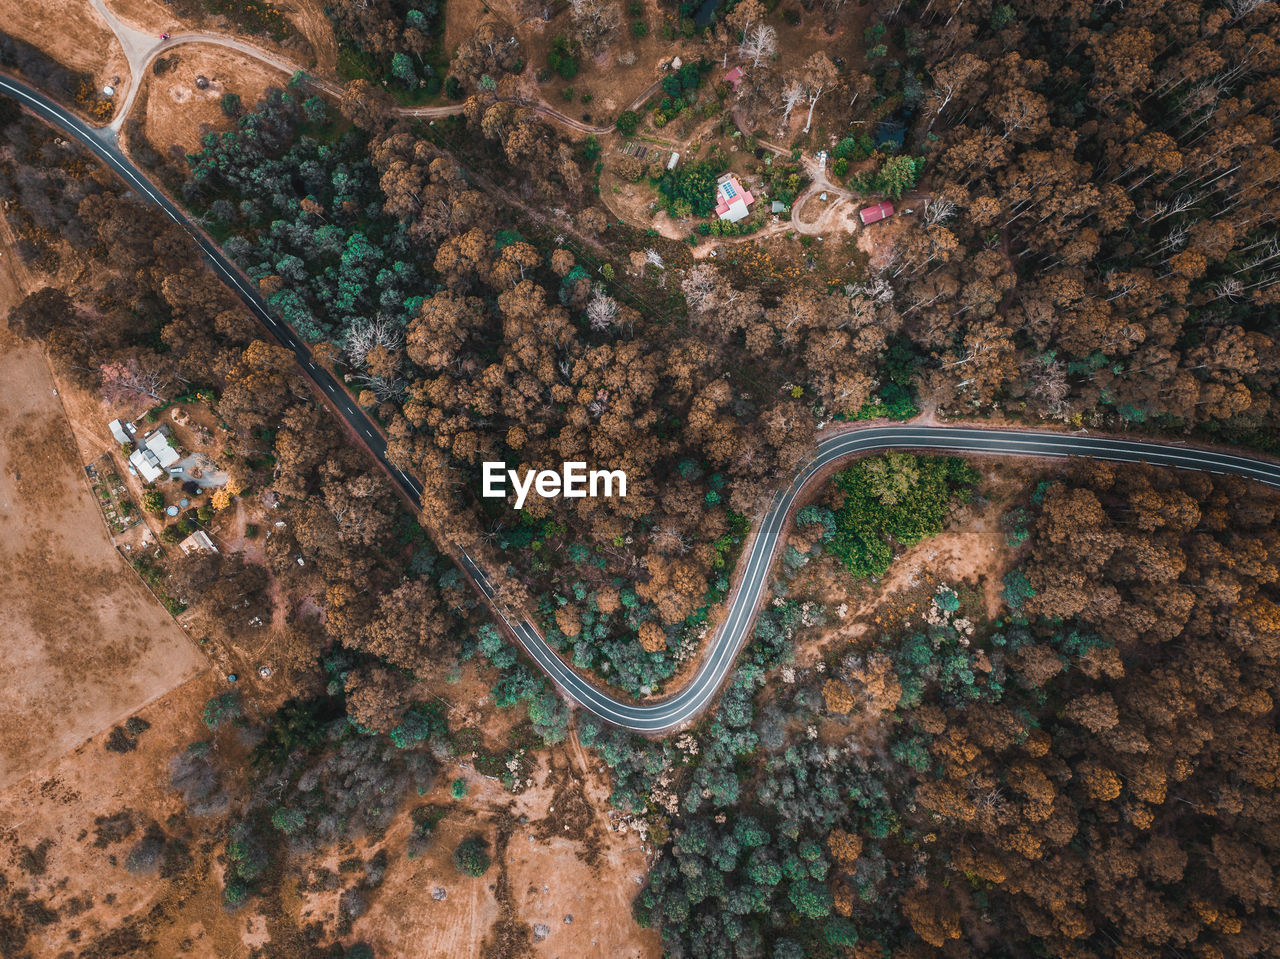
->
[155,0,1280,702]
[858,0,1280,439]
[4,0,1280,954]
[608,458,1280,957]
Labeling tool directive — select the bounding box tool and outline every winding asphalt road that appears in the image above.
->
[0,73,428,503]
[462,428,1280,732]
[5,74,1280,732]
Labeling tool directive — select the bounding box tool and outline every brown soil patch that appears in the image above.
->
[104,0,321,67]
[788,459,1047,669]
[599,169,685,239]
[0,669,247,959]
[137,43,291,156]
[0,231,206,791]
[350,742,659,959]
[277,0,339,74]
[796,190,830,225]
[0,0,129,92]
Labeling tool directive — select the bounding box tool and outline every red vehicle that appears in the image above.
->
[859,200,895,225]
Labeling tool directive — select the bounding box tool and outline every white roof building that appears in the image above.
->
[129,428,181,483]
[108,419,131,445]
[178,530,218,556]
[145,430,181,467]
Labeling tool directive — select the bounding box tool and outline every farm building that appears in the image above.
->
[129,427,181,483]
[178,530,218,556]
[715,174,755,223]
[108,419,132,445]
[859,201,896,225]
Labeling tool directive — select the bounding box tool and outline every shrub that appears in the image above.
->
[220,92,242,118]
[271,806,306,835]
[142,489,165,514]
[828,454,979,578]
[453,835,491,876]
[632,20,649,37]
[832,157,850,177]
[203,692,243,729]
[656,161,723,217]
[548,35,580,80]
[451,778,468,799]
[834,133,875,162]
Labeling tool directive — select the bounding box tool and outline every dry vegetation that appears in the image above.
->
[135,44,291,156]
[0,246,205,790]
[0,0,128,91]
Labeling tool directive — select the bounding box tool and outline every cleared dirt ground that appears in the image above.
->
[0,0,129,91]
[137,43,290,155]
[787,458,1047,669]
[346,741,660,959]
[0,670,229,958]
[0,226,206,790]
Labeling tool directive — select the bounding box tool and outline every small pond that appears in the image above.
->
[693,0,722,28]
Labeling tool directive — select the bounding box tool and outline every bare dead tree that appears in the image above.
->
[739,24,777,69]
[780,79,806,124]
[344,316,403,367]
[99,358,175,405]
[586,285,620,331]
[681,265,720,313]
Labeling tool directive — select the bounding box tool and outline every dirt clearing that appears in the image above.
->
[347,741,660,959]
[786,458,1047,668]
[137,43,289,155]
[0,671,232,958]
[0,229,205,790]
[0,0,128,92]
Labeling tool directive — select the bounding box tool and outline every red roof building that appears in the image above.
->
[859,201,895,225]
[715,174,755,222]
[724,67,746,92]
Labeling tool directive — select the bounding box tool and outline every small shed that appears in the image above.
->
[667,151,680,170]
[771,200,789,214]
[108,419,131,445]
[859,201,895,225]
[178,530,218,556]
